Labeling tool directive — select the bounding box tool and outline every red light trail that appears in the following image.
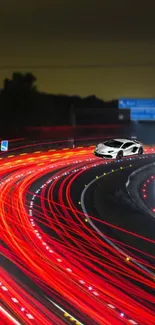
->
[0,144,155,324]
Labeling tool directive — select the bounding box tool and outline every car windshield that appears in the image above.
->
[104,140,123,148]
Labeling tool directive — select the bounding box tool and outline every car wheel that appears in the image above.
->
[138,147,143,155]
[116,151,123,159]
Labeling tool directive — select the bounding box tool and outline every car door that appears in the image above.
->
[121,142,134,156]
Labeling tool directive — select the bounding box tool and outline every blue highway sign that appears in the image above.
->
[1,140,8,151]
[119,98,155,109]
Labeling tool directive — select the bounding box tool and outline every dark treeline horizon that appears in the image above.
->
[0,72,119,135]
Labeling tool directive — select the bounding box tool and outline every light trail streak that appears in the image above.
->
[0,305,21,325]
[80,170,155,278]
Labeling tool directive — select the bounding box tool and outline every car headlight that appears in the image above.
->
[108,150,114,153]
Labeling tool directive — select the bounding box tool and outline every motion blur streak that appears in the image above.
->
[0,145,155,324]
[0,305,21,325]
[0,269,65,324]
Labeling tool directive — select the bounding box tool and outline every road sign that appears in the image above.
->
[119,98,155,109]
[1,140,8,151]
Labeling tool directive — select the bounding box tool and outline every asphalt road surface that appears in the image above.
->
[0,145,155,325]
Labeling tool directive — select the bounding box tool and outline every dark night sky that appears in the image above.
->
[1,0,155,99]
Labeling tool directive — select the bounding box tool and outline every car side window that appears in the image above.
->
[122,142,133,149]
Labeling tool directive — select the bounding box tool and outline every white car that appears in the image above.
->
[94,138,143,159]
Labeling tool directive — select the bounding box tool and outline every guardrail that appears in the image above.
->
[0,134,154,158]
[126,162,155,219]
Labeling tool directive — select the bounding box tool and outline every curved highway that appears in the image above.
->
[0,144,155,325]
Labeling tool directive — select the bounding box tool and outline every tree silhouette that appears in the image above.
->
[0,72,119,138]
[1,72,37,128]
[3,72,37,93]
